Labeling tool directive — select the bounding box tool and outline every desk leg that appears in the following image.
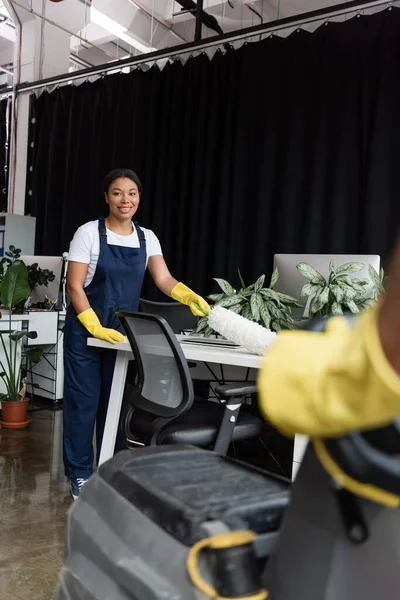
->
[292,434,308,480]
[98,351,129,467]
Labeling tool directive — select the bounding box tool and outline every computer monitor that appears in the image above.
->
[21,255,63,307]
[273,254,381,318]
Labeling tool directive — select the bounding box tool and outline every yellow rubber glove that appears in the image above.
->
[77,308,126,345]
[171,282,210,317]
[258,306,400,439]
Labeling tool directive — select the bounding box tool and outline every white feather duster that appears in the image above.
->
[207,306,277,355]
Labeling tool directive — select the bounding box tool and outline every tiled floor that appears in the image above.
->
[0,405,70,600]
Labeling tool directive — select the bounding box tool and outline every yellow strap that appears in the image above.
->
[313,439,400,508]
[187,531,268,600]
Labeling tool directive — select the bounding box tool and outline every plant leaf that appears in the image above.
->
[260,288,282,305]
[195,317,209,333]
[338,275,354,286]
[203,327,215,337]
[254,274,265,292]
[216,295,243,309]
[275,292,303,307]
[368,264,381,286]
[283,313,295,329]
[238,269,246,290]
[10,331,26,342]
[268,302,282,320]
[228,304,243,315]
[352,283,367,297]
[213,278,235,296]
[242,303,253,321]
[346,300,360,314]
[259,303,271,329]
[207,293,225,302]
[330,284,344,303]
[269,267,279,289]
[297,263,324,282]
[336,262,365,275]
[0,260,30,309]
[25,347,43,363]
[310,278,324,287]
[301,283,320,298]
[342,286,357,301]
[317,287,330,310]
[310,288,323,314]
[250,293,263,321]
[331,301,343,316]
[352,278,369,286]
[271,321,282,332]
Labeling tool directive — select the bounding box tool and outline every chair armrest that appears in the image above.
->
[213,382,257,455]
[215,383,257,400]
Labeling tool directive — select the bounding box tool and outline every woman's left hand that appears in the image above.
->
[171,282,210,316]
[147,256,210,316]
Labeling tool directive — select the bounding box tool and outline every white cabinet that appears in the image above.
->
[26,312,65,401]
[0,214,36,256]
[0,312,65,403]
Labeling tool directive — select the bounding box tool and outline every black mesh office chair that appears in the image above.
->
[140,297,211,399]
[139,298,197,333]
[118,311,263,454]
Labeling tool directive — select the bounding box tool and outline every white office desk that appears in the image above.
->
[89,337,307,477]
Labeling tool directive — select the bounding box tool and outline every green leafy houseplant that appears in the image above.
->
[195,269,302,336]
[297,261,382,318]
[369,264,385,301]
[0,260,42,404]
[0,246,56,313]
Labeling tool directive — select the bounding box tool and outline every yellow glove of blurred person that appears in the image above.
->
[171,283,210,317]
[258,306,400,439]
[78,308,126,345]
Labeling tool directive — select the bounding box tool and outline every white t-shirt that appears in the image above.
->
[68,220,163,288]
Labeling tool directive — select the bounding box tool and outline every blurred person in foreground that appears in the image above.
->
[258,238,400,439]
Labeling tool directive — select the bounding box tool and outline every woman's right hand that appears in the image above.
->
[77,308,126,345]
[67,262,125,344]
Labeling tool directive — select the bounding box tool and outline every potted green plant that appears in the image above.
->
[296,261,379,318]
[195,269,302,336]
[0,260,42,429]
[369,264,385,301]
[0,246,55,314]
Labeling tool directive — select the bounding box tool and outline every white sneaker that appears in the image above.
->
[70,477,89,500]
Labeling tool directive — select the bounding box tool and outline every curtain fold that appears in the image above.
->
[0,98,9,212]
[29,8,400,299]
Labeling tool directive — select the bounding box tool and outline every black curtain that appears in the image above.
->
[28,8,400,299]
[0,99,9,212]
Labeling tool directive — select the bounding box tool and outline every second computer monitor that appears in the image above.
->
[273,253,381,317]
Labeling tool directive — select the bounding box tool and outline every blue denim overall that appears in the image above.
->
[63,217,146,479]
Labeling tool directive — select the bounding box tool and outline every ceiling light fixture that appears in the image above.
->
[90,7,157,55]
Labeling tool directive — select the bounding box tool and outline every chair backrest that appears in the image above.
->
[117,311,194,418]
[139,298,197,333]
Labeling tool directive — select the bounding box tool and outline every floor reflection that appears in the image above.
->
[0,404,70,600]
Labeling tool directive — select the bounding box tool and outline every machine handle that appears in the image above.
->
[187,530,268,600]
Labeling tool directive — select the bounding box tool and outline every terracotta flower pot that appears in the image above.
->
[0,398,30,429]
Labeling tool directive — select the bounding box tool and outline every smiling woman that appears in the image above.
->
[63,168,210,500]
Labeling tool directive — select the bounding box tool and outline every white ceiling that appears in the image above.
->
[0,0,396,83]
